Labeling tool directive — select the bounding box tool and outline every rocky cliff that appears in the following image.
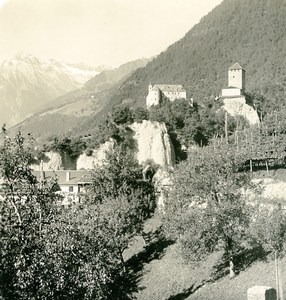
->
[31,120,175,171]
[31,151,63,171]
[222,101,260,125]
[129,120,175,167]
[76,140,114,170]
[76,120,175,170]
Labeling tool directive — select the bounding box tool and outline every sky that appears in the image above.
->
[0,0,223,67]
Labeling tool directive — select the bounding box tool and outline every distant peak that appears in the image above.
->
[8,52,41,65]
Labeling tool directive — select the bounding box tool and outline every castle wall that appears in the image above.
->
[162,91,186,102]
[146,91,160,108]
[223,96,246,105]
[146,84,187,109]
[221,88,242,97]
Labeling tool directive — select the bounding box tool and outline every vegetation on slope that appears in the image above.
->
[0,131,156,299]
[109,0,286,109]
[2,127,286,299]
[68,0,286,142]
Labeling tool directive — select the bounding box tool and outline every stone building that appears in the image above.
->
[220,62,260,125]
[221,62,246,103]
[146,84,186,109]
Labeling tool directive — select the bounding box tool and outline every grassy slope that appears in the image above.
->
[188,258,280,300]
[125,214,286,300]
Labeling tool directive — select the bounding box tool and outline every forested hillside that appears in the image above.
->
[13,0,286,148]
[110,0,286,109]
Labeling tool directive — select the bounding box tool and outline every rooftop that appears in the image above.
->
[229,62,244,70]
[32,170,90,185]
[152,84,186,92]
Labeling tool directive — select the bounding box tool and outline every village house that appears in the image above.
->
[32,169,90,205]
[0,169,90,205]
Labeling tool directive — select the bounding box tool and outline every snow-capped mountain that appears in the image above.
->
[0,53,102,127]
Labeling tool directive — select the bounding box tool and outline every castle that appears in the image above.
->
[220,62,260,125]
[220,62,246,104]
[146,84,187,109]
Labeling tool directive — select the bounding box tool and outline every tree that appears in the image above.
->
[0,131,137,299]
[48,136,87,159]
[0,131,61,299]
[163,143,253,278]
[131,107,149,123]
[86,144,156,265]
[249,204,286,299]
[42,204,123,300]
[111,105,133,125]
[250,204,286,255]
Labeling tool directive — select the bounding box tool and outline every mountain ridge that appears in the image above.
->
[0,53,102,127]
[10,57,151,140]
[108,0,286,110]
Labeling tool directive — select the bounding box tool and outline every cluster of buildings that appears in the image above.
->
[146,62,249,109]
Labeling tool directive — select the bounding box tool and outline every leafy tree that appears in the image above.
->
[86,144,156,265]
[131,107,149,123]
[249,203,286,299]
[0,131,142,299]
[48,136,87,159]
[111,105,133,125]
[87,145,154,202]
[0,131,61,299]
[43,205,123,300]
[250,204,286,256]
[163,143,253,278]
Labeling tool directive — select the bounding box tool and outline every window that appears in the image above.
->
[69,186,74,192]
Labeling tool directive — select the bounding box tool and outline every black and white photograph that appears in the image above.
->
[0,0,285,299]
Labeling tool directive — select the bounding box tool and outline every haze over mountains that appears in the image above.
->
[11,57,151,140]
[0,53,105,127]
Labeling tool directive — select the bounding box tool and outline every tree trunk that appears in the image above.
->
[275,251,279,300]
[120,251,126,273]
[226,238,235,279]
[229,258,235,279]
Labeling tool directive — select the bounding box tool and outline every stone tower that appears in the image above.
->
[228,62,245,90]
[146,85,160,108]
[220,63,260,125]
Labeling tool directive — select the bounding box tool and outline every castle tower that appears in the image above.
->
[228,62,245,90]
[146,85,161,108]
